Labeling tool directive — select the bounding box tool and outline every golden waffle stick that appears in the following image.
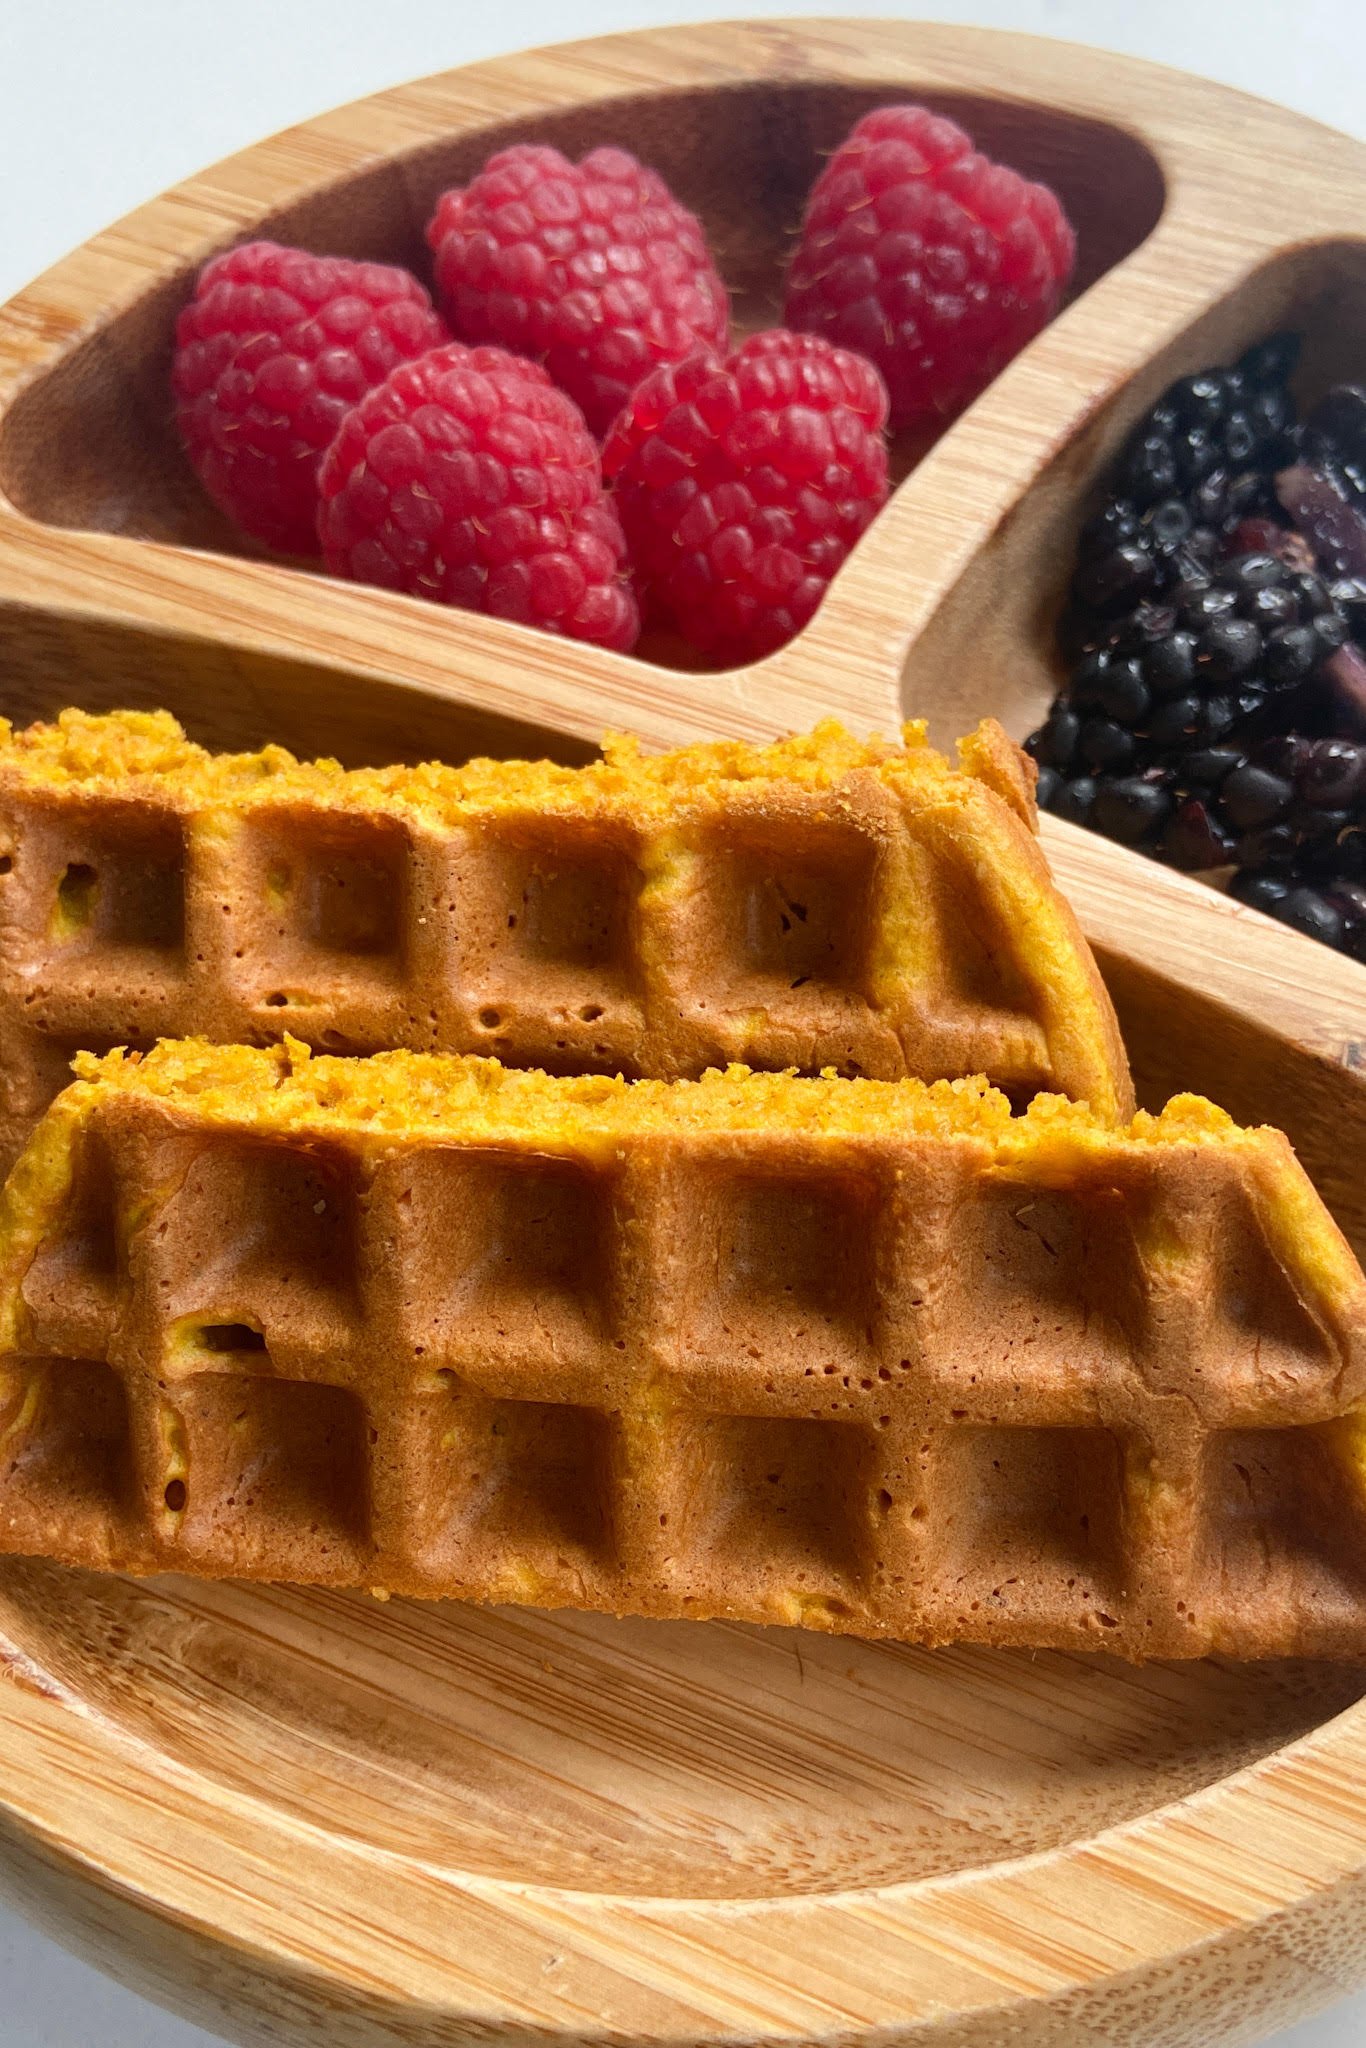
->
[1,1039,1362,1659]
[0,708,1131,1166]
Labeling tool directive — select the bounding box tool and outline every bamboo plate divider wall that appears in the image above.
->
[0,19,1365,2048]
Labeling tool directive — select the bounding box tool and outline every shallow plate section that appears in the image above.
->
[904,238,1366,745]
[0,79,1162,677]
[0,1558,1357,1901]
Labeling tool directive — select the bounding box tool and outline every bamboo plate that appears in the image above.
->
[1,18,1366,2048]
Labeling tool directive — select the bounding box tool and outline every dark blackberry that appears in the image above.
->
[1073,542,1161,615]
[1233,822,1301,871]
[1287,799,1353,842]
[1325,880,1366,960]
[1334,826,1366,879]
[1077,716,1136,772]
[1146,498,1193,552]
[1248,384,1293,444]
[1330,575,1366,635]
[1243,583,1299,629]
[1146,694,1202,750]
[1198,617,1261,681]
[1238,333,1299,386]
[1327,643,1366,733]
[1218,764,1293,830]
[1274,886,1345,945]
[1039,549,1347,808]
[1238,866,1366,952]
[1046,774,1097,826]
[1120,432,1179,506]
[1163,798,1234,870]
[1251,733,1312,779]
[1264,624,1318,685]
[1025,330,1366,953]
[1296,737,1366,808]
[1182,746,1245,786]
[1143,629,1198,696]
[1115,600,1180,654]
[1090,660,1150,725]
[1177,579,1238,629]
[1190,471,1230,525]
[1313,610,1350,657]
[1090,776,1172,843]
[1278,464,1366,579]
[1033,706,1080,770]
[1230,870,1292,914]
[1170,370,1227,429]
[1309,385,1366,469]
[1221,412,1258,465]
[1079,501,1142,557]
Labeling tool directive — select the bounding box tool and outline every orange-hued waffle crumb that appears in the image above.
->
[0,709,1131,1169]
[0,1039,1362,1659]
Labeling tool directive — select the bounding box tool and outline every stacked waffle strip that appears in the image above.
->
[0,708,1131,1168]
[2,1040,1363,1659]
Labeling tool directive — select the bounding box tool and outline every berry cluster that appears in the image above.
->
[174,114,1074,663]
[1027,334,1366,958]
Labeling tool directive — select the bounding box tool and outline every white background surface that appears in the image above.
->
[1,0,1365,2042]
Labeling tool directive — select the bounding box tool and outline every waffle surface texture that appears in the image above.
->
[0,708,1132,1171]
[0,1039,1362,1659]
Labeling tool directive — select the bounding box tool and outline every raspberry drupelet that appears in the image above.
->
[426,144,729,438]
[172,241,447,554]
[785,105,1075,431]
[603,330,889,666]
[317,341,639,652]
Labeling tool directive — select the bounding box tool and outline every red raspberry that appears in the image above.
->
[602,331,888,665]
[785,106,1075,430]
[172,241,446,554]
[317,341,639,652]
[426,144,728,438]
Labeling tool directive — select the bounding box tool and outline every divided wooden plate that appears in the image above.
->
[1,19,1365,2048]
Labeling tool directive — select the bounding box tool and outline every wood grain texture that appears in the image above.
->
[0,16,1364,2048]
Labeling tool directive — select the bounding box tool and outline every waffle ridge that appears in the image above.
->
[1,1039,1362,1660]
[0,708,1131,1167]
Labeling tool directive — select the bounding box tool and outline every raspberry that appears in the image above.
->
[426,144,728,438]
[602,330,888,665]
[317,342,639,652]
[172,241,446,554]
[785,105,1075,429]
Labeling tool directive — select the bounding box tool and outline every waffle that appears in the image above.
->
[1,1039,1362,1659]
[0,708,1131,1168]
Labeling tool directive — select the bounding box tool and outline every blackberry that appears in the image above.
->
[1231,870,1356,947]
[1052,775,1097,826]
[1077,715,1136,771]
[1028,331,1366,955]
[1044,551,1338,790]
[1298,735,1366,807]
[1230,871,1292,914]
[1090,776,1172,843]
[1326,880,1366,961]
[1162,798,1233,869]
[1274,885,1345,946]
